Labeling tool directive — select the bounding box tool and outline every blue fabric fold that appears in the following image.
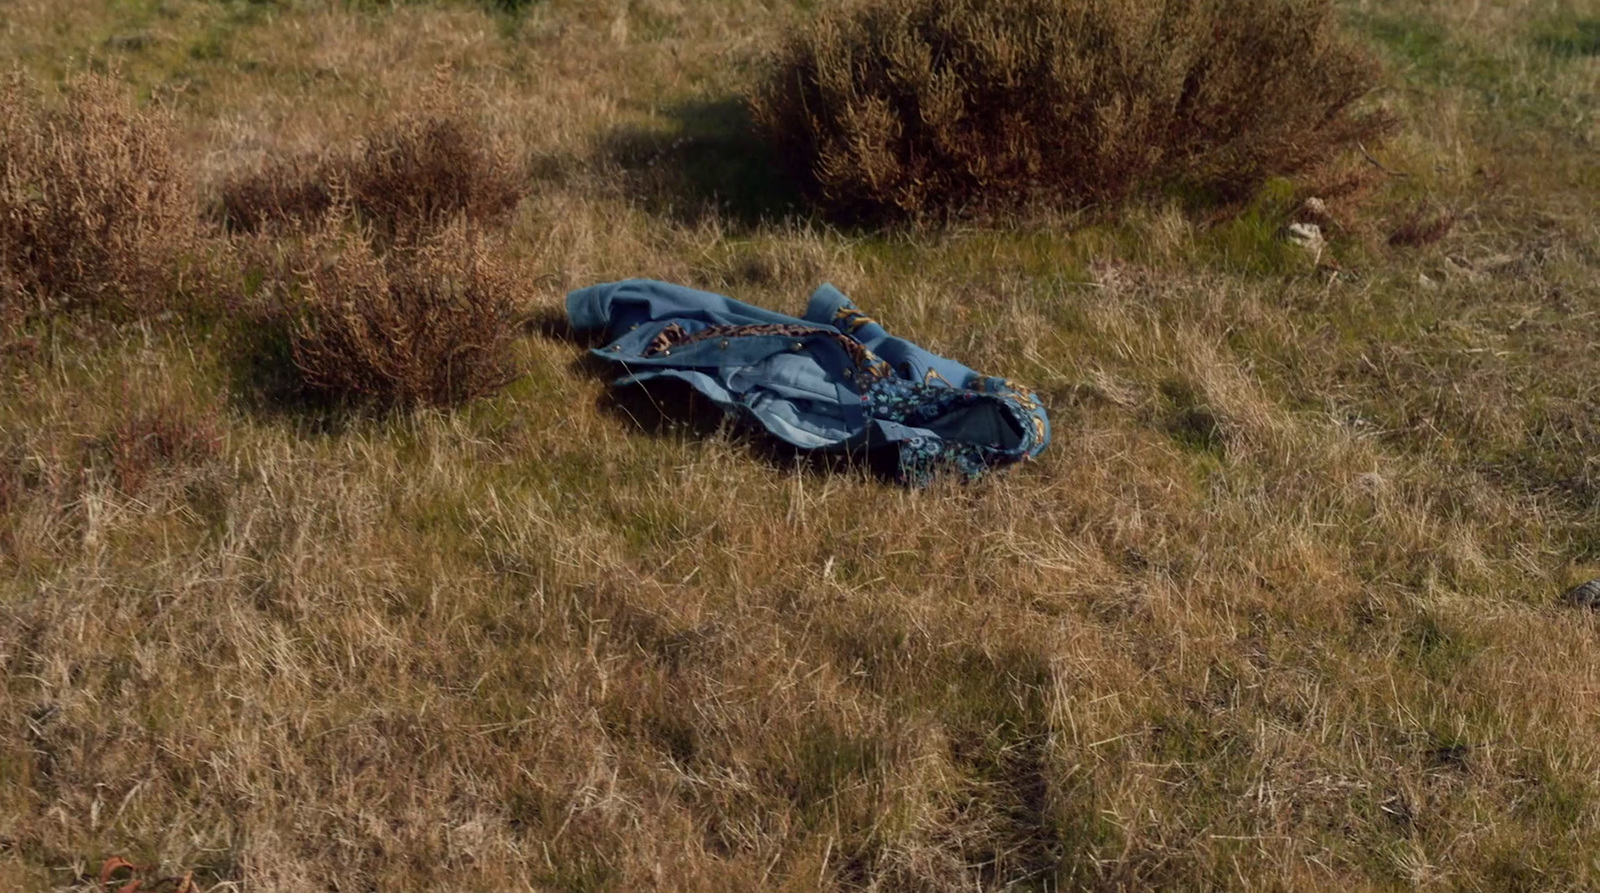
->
[566,279,1049,485]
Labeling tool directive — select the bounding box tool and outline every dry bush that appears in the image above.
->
[217,154,334,236]
[282,212,523,408]
[345,108,524,238]
[221,98,522,238]
[752,0,1395,222]
[103,400,224,496]
[1389,205,1457,248]
[0,71,198,318]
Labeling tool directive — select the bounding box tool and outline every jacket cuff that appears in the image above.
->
[803,283,851,324]
[565,283,616,337]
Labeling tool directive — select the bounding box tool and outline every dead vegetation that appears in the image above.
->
[101,399,223,497]
[752,0,1395,222]
[0,0,1597,889]
[216,153,333,236]
[220,90,523,238]
[218,77,528,408]
[280,212,524,408]
[1388,204,1458,247]
[345,106,524,238]
[0,71,199,320]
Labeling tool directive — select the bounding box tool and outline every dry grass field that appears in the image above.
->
[2,0,1598,889]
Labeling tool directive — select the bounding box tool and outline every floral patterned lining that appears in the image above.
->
[862,376,1044,486]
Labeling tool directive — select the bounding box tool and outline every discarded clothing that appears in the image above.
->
[566,279,1049,485]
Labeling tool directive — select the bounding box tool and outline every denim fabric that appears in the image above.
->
[566,279,1049,484]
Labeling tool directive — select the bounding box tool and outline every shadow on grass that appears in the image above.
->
[1535,18,1600,58]
[599,98,810,231]
[601,376,902,483]
[526,307,898,482]
[521,304,579,344]
[219,308,354,436]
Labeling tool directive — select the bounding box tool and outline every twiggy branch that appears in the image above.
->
[1358,142,1410,178]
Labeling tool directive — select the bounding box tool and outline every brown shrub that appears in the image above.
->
[0,71,198,318]
[217,154,334,236]
[1388,206,1457,248]
[751,0,1395,222]
[104,400,224,495]
[346,111,524,237]
[221,99,522,238]
[283,212,523,409]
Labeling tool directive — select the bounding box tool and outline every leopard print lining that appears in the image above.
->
[643,322,892,381]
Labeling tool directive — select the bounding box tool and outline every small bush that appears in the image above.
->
[104,401,224,496]
[0,71,198,318]
[283,212,523,409]
[217,154,334,235]
[1388,205,1456,248]
[345,104,524,237]
[221,99,522,238]
[752,0,1395,222]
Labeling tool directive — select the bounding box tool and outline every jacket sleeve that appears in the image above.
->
[567,279,810,339]
[804,283,979,389]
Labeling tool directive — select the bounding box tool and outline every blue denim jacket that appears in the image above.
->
[567,279,1049,484]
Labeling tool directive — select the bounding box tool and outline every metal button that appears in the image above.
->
[660,349,670,356]
[843,369,854,379]
[719,339,730,349]
[630,324,638,331]
[610,344,622,351]
[792,341,805,351]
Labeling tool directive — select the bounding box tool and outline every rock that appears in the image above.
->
[1298,197,1332,226]
[1563,579,1600,608]
[1285,222,1324,250]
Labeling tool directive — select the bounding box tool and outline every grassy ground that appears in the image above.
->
[2,0,1599,889]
